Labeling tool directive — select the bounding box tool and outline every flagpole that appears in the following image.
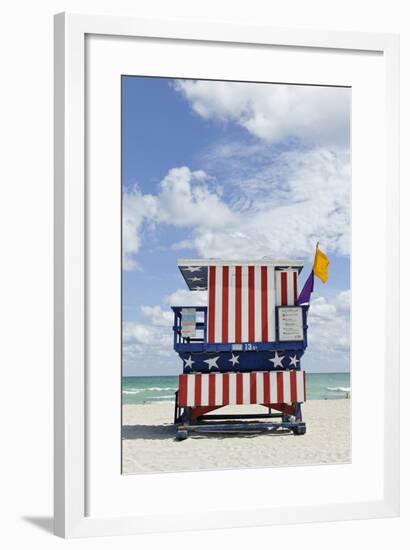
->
[298,242,320,305]
[312,242,319,270]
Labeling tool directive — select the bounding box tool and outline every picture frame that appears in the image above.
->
[54,12,399,538]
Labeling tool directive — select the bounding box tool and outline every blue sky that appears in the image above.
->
[122,76,351,375]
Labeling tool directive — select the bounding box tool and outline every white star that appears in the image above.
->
[182,266,202,273]
[269,352,284,368]
[228,353,240,366]
[188,277,203,282]
[289,355,299,367]
[183,356,195,368]
[192,286,206,291]
[204,356,220,369]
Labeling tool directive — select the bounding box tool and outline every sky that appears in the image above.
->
[122,76,351,376]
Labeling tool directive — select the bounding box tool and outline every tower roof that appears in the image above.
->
[177,258,304,291]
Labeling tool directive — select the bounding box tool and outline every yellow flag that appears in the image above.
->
[313,246,329,283]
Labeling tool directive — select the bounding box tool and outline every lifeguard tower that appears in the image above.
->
[172,258,308,440]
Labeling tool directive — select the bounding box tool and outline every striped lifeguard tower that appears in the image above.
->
[172,258,308,439]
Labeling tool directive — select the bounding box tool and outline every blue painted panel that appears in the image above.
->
[178,349,305,373]
[175,340,306,353]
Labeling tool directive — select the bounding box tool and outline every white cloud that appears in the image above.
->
[171,239,195,251]
[123,292,207,373]
[304,290,351,372]
[308,297,336,319]
[122,188,157,270]
[123,315,175,373]
[124,145,350,270]
[174,80,350,146]
[123,167,233,270]
[141,305,174,326]
[155,167,232,228]
[333,289,350,313]
[174,147,350,259]
[166,288,208,307]
[123,82,351,269]
[123,321,171,347]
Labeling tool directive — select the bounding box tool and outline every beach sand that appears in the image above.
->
[122,400,350,474]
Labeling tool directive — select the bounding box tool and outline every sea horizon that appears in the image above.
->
[122,372,351,404]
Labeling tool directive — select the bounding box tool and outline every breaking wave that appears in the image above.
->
[122,387,176,395]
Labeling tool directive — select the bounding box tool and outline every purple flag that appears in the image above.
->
[297,270,314,305]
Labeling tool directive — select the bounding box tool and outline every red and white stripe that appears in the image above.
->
[178,371,306,407]
[208,265,276,343]
[275,269,299,306]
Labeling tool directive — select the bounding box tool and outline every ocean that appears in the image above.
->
[122,372,351,405]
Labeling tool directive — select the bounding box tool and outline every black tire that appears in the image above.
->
[176,430,189,441]
[293,425,307,435]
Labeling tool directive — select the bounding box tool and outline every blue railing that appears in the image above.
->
[171,306,208,348]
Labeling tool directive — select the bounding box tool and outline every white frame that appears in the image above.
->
[54,12,399,538]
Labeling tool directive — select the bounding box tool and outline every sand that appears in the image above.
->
[122,400,350,474]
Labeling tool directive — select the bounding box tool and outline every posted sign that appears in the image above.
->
[278,307,304,341]
[181,308,197,339]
